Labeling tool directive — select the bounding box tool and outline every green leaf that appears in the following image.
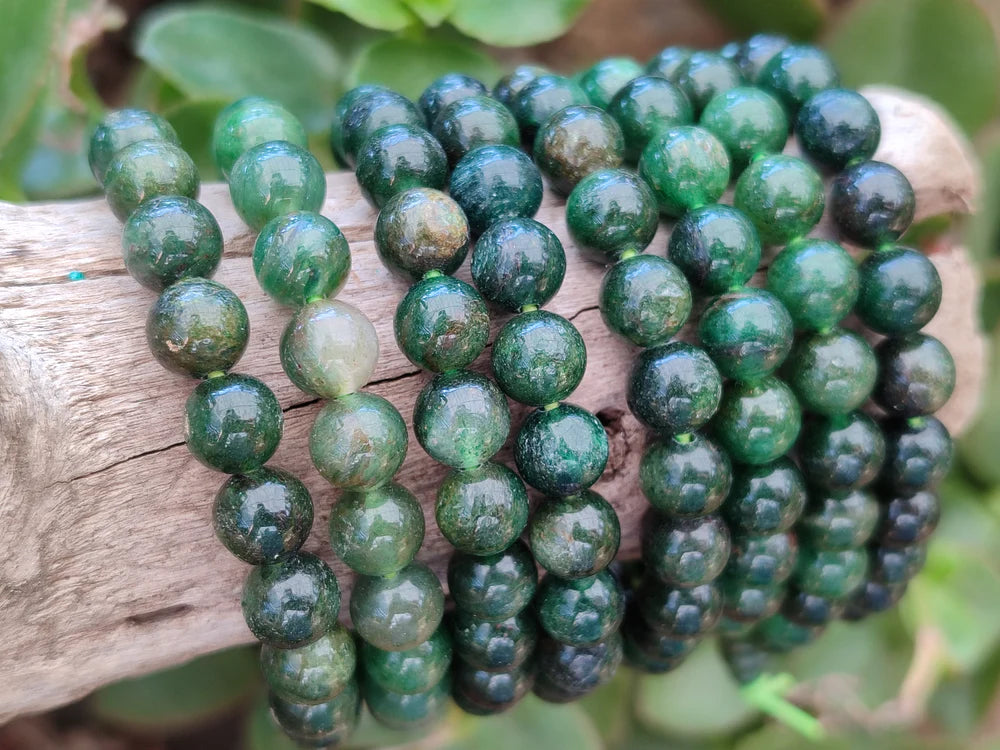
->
[404,0,455,26]
[964,130,1000,267]
[448,0,590,47]
[0,92,47,201]
[163,98,229,179]
[20,99,100,200]
[959,323,1000,485]
[825,0,1000,133]
[440,696,603,750]
[700,0,828,40]
[304,0,416,31]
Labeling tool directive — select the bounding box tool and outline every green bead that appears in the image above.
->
[799,490,879,550]
[723,458,806,535]
[269,680,361,745]
[536,570,624,646]
[881,416,952,493]
[759,44,839,113]
[622,612,696,673]
[530,490,620,579]
[796,88,880,170]
[640,433,731,517]
[512,74,589,141]
[720,577,783,623]
[361,627,452,695]
[713,377,801,465]
[450,145,543,237]
[329,483,424,576]
[146,278,249,377]
[339,89,423,166]
[494,64,550,108]
[241,552,341,648]
[856,246,941,335]
[668,204,761,294]
[699,289,794,381]
[350,562,445,651]
[451,610,537,671]
[726,531,798,586]
[354,123,447,209]
[646,46,693,82]
[281,299,379,398]
[754,613,822,653]
[642,512,731,587]
[413,371,510,469]
[880,490,940,547]
[636,579,722,638]
[875,334,955,417]
[533,105,625,196]
[720,636,768,683]
[103,139,199,222]
[471,217,565,311]
[734,154,825,245]
[515,404,609,495]
[599,254,692,347]
[432,96,520,166]
[533,632,623,702]
[734,34,789,81]
[797,412,885,492]
[448,541,538,622]
[492,311,586,406]
[330,85,388,165]
[782,590,844,626]
[453,661,534,715]
[831,160,916,247]
[699,86,787,171]
[229,141,325,231]
[212,97,307,178]
[253,211,350,306]
[607,76,694,162]
[566,168,659,261]
[185,374,282,473]
[374,188,470,281]
[676,51,742,113]
[213,467,313,565]
[639,125,730,217]
[364,674,450,730]
[395,275,489,373]
[844,580,908,619]
[794,546,867,600]
[784,328,877,415]
[579,57,645,109]
[766,238,859,331]
[261,624,356,704]
[872,542,927,585]
[122,196,222,291]
[418,73,487,125]
[89,108,180,183]
[436,462,530,555]
[627,342,723,433]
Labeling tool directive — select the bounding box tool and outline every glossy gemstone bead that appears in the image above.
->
[355,123,447,208]
[269,680,360,745]
[627,342,723,433]
[642,512,731,587]
[533,632,623,702]
[536,570,624,646]
[241,552,340,648]
[622,611,697,673]
[767,238,859,331]
[831,161,915,247]
[713,377,801,465]
[451,610,537,671]
[281,299,378,398]
[639,125,730,217]
[330,84,388,165]
[450,145,543,237]
[511,74,589,141]
[350,562,445,651]
[698,289,794,381]
[329,483,424,576]
[734,34,790,81]
[754,613,822,653]
[720,637,768,684]
[676,51,742,113]
[579,56,644,109]
[214,467,313,565]
[212,97,307,178]
[261,624,356,704]
[843,580,907,619]
[229,141,324,231]
[636,579,722,638]
[668,204,761,294]
[185,374,282,473]
[253,211,351,306]
[374,188,470,280]
[793,547,867,600]
[874,334,955,417]
[799,490,879,550]
[759,44,839,113]
[607,76,694,162]
[699,86,788,170]
[432,95,519,165]
[567,168,659,261]
[418,73,487,125]
[784,328,878,415]
[493,311,586,406]
[471,217,564,309]
[436,462,530,556]
[89,108,179,185]
[856,246,941,335]
[796,88,880,170]
[453,662,534,715]
[599,254,692,347]
[881,416,952,493]
[798,412,885,492]
[879,490,940,547]
[640,433,731,517]
[361,627,452,695]
[782,589,844,626]
[364,674,450,730]
[720,577,784,623]
[103,140,199,222]
[394,275,489,373]
[646,47,694,82]
[493,64,549,108]
[723,457,807,535]
[871,542,927,585]
[734,154,824,245]
[146,278,249,377]
[533,105,625,196]
[448,541,538,622]
[339,89,423,166]
[530,490,620,579]
[726,531,798,586]
[515,404,609,495]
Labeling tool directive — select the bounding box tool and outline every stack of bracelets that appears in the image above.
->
[89,31,955,746]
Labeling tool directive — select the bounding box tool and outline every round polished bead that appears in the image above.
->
[713,377,801,465]
[432,95,519,165]
[355,123,447,208]
[329,483,424,576]
[533,632,623,702]
[607,76,694,162]
[351,562,444,651]
[454,662,534,715]
[261,624,356,704]
[104,139,199,222]
[448,541,538,622]
[339,89,423,167]
[418,73,487,125]
[361,627,452,695]
[229,141,324,231]
[735,34,790,81]
[720,577,784,623]
[212,97,307,178]
[599,254,692,347]
[794,547,868,600]
[767,238,859,331]
[639,125,730,217]
[723,457,807,535]
[493,64,549,108]
[798,412,885,492]
[726,531,798,586]
[636,579,722,638]
[567,168,659,261]
[450,145,543,237]
[782,589,844,626]
[785,328,878,415]
[698,288,794,381]
[871,542,927,585]
[754,613,822,653]
[642,512,731,587]
[269,681,360,745]
[856,246,941,335]
[734,154,824,245]
[436,462,530,556]
[281,299,378,399]
[843,580,907,619]
[640,433,731,517]
[799,490,879,550]
[511,74,589,141]
[242,552,340,648]
[394,275,489,373]
[676,51,742,113]
[451,610,537,671]
[364,674,450,730]
[831,160,915,247]
[646,46,693,82]
[214,467,313,565]
[879,490,940,547]
[533,105,625,196]
[759,44,839,113]
[493,311,586,406]
[874,334,955,417]
[330,84,389,165]
[623,611,697,673]
[699,86,788,170]
[579,56,645,109]
[881,416,952,492]
[471,217,564,310]
[720,637,768,683]
[536,570,625,646]
[627,342,723,433]
[668,204,761,294]
[374,188,470,280]
[89,108,179,185]
[796,88,880,169]
[515,404,609,495]
[530,491,620,579]
[185,374,282,473]
[253,211,350,306]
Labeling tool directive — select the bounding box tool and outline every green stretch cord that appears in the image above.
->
[740,673,826,741]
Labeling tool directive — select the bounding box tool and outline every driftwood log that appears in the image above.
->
[0,87,986,723]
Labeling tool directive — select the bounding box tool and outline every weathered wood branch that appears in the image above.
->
[0,87,985,723]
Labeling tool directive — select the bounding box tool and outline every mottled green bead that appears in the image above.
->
[627,342,723,433]
[607,76,694,162]
[530,490,620,579]
[881,416,952,493]
[453,661,534,715]
[418,73,487,125]
[622,610,697,673]
[566,168,659,261]
[364,674,450,730]
[339,89,423,167]
[668,204,761,294]
[844,580,907,619]
[734,154,824,245]
[720,636,768,684]
[185,374,282,473]
[533,105,625,196]
[355,123,447,209]
[639,125,730,217]
[253,211,350,306]
[720,577,783,623]
[798,412,885,492]
[879,490,940,547]
[493,311,586,406]
[766,238,859,331]
[214,467,313,565]
[642,512,731,587]
[759,44,839,113]
[242,552,340,648]
[395,275,489,373]
[350,562,445,651]
[212,97,307,178]
[261,624,356,704]
[451,610,537,671]
[471,217,564,310]
[103,139,199,222]
[579,57,645,109]
[713,377,801,465]
[875,334,955,417]
[269,680,360,745]
[450,145,543,237]
[793,547,867,600]
[734,34,789,82]
[89,108,179,185]
[229,141,325,231]
[361,627,452,695]
[515,404,609,496]
[436,462,530,556]
[511,74,589,141]
[785,328,877,415]
[676,51,742,114]
[636,579,721,638]
[329,483,424,576]
[599,254,692,347]
[699,289,794,381]
[536,570,625,646]
[374,188,470,280]
[330,84,389,165]
[726,531,798,586]
[754,613,822,653]
[122,196,222,291]
[796,88,880,170]
[831,161,916,247]
[494,64,550,108]
[281,299,379,398]
[782,590,844,627]
[432,96,520,166]
[533,632,622,702]
[448,541,538,622]
[646,46,693,82]
[699,86,787,171]
[724,458,806,535]
[871,542,927,585]
[856,246,941,335]
[799,490,879,550]
[640,433,731,517]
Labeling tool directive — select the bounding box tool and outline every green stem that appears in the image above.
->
[741,673,826,741]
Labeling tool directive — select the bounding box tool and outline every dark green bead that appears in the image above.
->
[329,483,424,576]
[759,44,839,113]
[350,562,445,651]
[493,64,550,108]
[269,680,360,745]
[646,46,693,82]
[871,542,927,585]
[874,334,955,417]
[103,139,199,222]
[622,610,696,673]
[881,416,952,493]
[361,626,452,695]
[782,589,844,626]
[436,462,530,556]
[699,86,787,171]
[734,154,824,245]
[395,275,489,373]
[676,51,742,113]
[339,89,423,167]
[720,577,783,623]
[89,108,179,185]
[607,76,694,162]
[492,311,586,406]
[720,637,768,684]
[185,374,282,473]
[766,238,859,331]
[599,254,692,347]
[515,404,609,495]
[668,204,761,294]
[536,570,625,646]
[579,57,645,109]
[241,552,340,648]
[638,125,730,217]
[355,123,447,208]
[843,580,907,619]
[879,490,940,547]
[448,541,538,622]
[831,160,915,247]
[723,458,807,535]
[530,490,620,579]
[453,661,534,715]
[799,490,879,551]
[567,168,659,261]
[212,97,307,179]
[450,145,543,237]
[642,512,731,587]
[261,624,356,704]
[754,613,822,653]
[418,73,487,125]
[213,467,313,565]
[857,246,941,335]
[122,196,222,291]
[793,546,867,600]
[451,610,537,671]
[532,105,625,196]
[796,88,880,170]
[627,342,723,433]
[726,531,797,586]
[511,74,589,142]
[471,217,564,309]
[364,674,450,730]
[734,34,790,81]
[785,328,878,415]
[698,289,794,381]
[374,188,470,281]
[640,433,731,517]
[713,376,801,465]
[330,85,388,165]
[229,141,325,231]
[533,632,622,702]
[636,579,722,638]
[432,95,520,166]
[798,412,885,492]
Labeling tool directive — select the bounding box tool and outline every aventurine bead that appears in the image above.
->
[418,73,487,125]
[448,541,538,622]
[799,490,879,550]
[436,462,530,556]
[699,86,788,170]
[720,578,783,623]
[328,483,424,576]
[471,217,564,309]
[646,46,693,82]
[361,627,452,695]
[759,44,839,113]
[796,88,880,170]
[350,562,445,651]
[211,97,307,178]
[874,334,955,417]
[450,146,543,237]
[213,467,313,564]
[698,288,794,382]
[668,204,761,294]
[260,624,356,704]
[281,299,378,399]
[515,404,609,496]
[492,311,586,406]
[394,275,489,373]
[734,34,789,82]
[754,613,822,653]
[856,246,941,334]
[431,96,520,165]
[831,160,915,247]
[844,580,907,618]
[339,89,423,166]
[330,84,389,165]
[103,140,199,222]
[451,610,537,671]
[536,570,625,646]
[530,490,621,579]
[881,416,952,493]
[269,681,360,745]
[793,546,868,600]
[639,125,730,217]
[636,579,722,638]
[364,674,450,730]
[871,543,927,585]
[355,123,447,208]
[89,108,179,185]
[599,254,692,347]
[713,376,802,465]
[675,51,742,113]
[723,457,807,535]
[511,74,589,141]
[567,168,659,261]
[185,374,282,473]
[623,612,696,673]
[627,342,723,434]
[122,196,222,291]
[453,662,534,715]
[725,531,798,586]
[229,141,325,231]
[784,328,878,415]
[534,632,623,702]
[533,105,625,196]
[640,433,731,517]
[719,637,767,683]
[579,56,645,109]
[241,551,340,648]
[766,238,859,331]
[374,188,470,280]
[782,589,844,626]
[879,490,940,547]
[798,412,885,492]
[493,64,550,108]
[734,154,825,245]
[642,512,731,587]
[607,76,694,162]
